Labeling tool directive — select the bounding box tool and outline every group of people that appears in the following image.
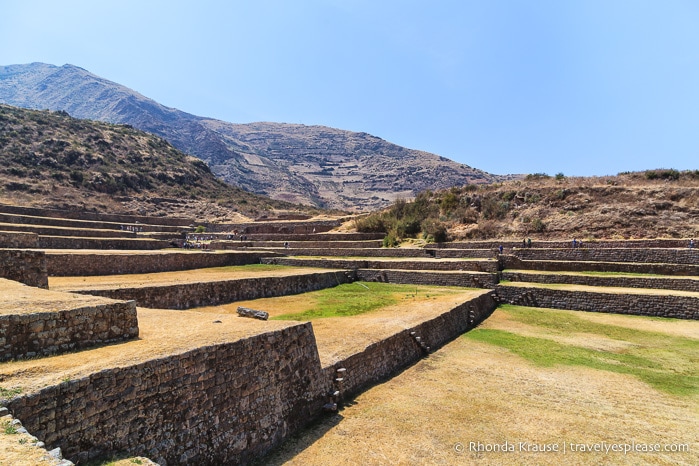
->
[572,238,583,249]
[120,225,143,232]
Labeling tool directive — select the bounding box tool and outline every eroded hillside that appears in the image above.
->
[355,172,699,241]
[0,104,313,221]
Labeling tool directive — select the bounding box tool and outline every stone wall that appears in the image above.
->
[501,271,699,292]
[0,249,48,288]
[75,271,356,309]
[495,285,699,320]
[5,292,494,465]
[214,240,383,250]
[204,220,339,234]
[0,223,137,238]
[438,239,693,249]
[262,257,500,273]
[0,231,38,248]
[46,252,277,277]
[500,255,699,276]
[6,323,327,465]
[0,212,186,233]
[0,299,138,361]
[0,203,193,227]
[512,248,699,264]
[258,247,495,259]
[323,292,496,399]
[357,269,498,288]
[37,236,171,250]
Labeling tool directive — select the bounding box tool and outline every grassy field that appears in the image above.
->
[271,282,468,320]
[265,305,699,465]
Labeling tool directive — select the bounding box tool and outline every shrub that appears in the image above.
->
[382,233,399,247]
[194,225,206,233]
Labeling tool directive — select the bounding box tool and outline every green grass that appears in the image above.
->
[464,305,699,396]
[203,264,294,273]
[273,282,469,320]
[0,387,22,399]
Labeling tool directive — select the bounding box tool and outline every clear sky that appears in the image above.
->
[2,0,698,176]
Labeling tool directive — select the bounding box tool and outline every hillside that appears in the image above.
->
[0,104,312,221]
[354,171,699,242]
[0,63,514,211]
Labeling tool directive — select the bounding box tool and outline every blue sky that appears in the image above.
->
[2,0,698,176]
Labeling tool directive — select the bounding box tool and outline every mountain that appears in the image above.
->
[0,103,308,220]
[0,63,513,211]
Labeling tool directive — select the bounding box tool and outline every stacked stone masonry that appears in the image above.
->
[513,248,699,264]
[74,271,356,309]
[0,203,193,227]
[357,269,498,288]
[323,292,496,399]
[262,257,499,273]
[502,271,699,292]
[37,236,171,250]
[0,249,48,288]
[495,285,699,319]
[0,300,138,361]
[46,252,276,276]
[501,255,699,276]
[5,293,496,465]
[0,231,39,248]
[7,323,326,465]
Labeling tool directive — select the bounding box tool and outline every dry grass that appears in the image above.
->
[265,307,699,466]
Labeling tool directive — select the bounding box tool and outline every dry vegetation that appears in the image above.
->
[265,306,699,466]
[0,104,318,221]
[354,171,699,243]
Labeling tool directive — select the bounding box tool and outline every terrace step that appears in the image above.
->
[495,282,699,320]
[0,222,137,238]
[357,269,498,288]
[501,256,699,276]
[261,256,499,273]
[0,212,188,233]
[0,203,193,227]
[37,235,172,250]
[502,269,699,293]
[253,247,497,259]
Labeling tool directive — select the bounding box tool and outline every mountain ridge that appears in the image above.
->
[0,62,516,211]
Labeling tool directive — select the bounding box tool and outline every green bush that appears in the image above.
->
[383,233,399,247]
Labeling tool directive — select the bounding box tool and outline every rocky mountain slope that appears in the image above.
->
[0,104,310,221]
[0,63,513,211]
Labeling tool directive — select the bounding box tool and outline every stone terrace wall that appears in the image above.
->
[438,239,692,249]
[323,292,496,399]
[0,249,48,288]
[214,240,383,250]
[38,236,171,250]
[357,269,498,288]
[0,212,186,233]
[47,252,276,277]
[0,223,137,238]
[513,248,699,264]
[495,285,699,320]
[500,255,699,276]
[261,257,500,273]
[258,247,495,259]
[0,231,38,248]
[204,221,339,234]
[0,298,138,361]
[0,203,193,227]
[77,271,356,309]
[502,271,699,293]
[7,323,328,465]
